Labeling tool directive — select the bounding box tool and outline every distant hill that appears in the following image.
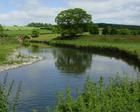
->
[96,23,140,30]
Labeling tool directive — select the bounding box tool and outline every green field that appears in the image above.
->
[3,26,52,37]
[31,34,59,41]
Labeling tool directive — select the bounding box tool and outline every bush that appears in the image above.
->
[118,29,131,35]
[103,26,111,35]
[110,28,118,35]
[89,24,99,34]
[31,29,40,38]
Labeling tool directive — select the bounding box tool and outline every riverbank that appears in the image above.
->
[0,50,43,72]
[0,43,17,65]
[48,35,140,61]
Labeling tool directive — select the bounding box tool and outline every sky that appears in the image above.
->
[0,0,140,25]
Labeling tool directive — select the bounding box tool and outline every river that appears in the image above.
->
[0,44,139,112]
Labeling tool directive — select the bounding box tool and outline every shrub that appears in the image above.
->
[89,24,99,34]
[31,29,40,38]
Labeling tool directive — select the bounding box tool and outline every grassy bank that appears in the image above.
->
[31,34,59,41]
[48,35,140,60]
[0,44,17,65]
[0,36,18,65]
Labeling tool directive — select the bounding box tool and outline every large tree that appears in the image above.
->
[55,8,92,37]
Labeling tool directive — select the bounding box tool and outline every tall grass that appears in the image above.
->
[0,83,8,112]
[0,73,22,112]
[54,77,140,112]
[0,43,17,65]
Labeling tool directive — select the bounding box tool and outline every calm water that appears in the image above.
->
[0,45,139,112]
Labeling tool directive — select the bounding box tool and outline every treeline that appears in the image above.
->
[97,23,140,30]
[96,23,140,35]
[27,22,140,35]
[27,22,54,30]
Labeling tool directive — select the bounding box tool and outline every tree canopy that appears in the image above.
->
[55,8,92,37]
[31,29,40,38]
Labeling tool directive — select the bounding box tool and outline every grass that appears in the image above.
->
[0,74,22,112]
[0,26,53,65]
[49,35,140,59]
[0,84,8,112]
[0,44,17,65]
[31,34,60,41]
[3,26,52,37]
[0,35,18,65]
[54,77,140,112]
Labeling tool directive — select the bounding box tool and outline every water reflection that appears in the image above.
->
[29,44,40,53]
[53,48,92,74]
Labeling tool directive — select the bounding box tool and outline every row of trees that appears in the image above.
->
[27,22,54,30]
[102,26,140,35]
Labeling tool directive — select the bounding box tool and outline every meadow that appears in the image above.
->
[3,26,52,37]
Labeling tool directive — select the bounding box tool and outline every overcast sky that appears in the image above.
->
[0,0,140,25]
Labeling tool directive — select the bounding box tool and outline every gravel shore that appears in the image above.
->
[0,51,43,72]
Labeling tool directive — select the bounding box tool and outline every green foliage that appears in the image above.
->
[103,26,111,35]
[0,24,7,37]
[0,74,22,112]
[55,8,92,37]
[89,23,99,34]
[27,22,52,28]
[0,85,8,112]
[97,23,140,31]
[31,29,40,38]
[118,29,131,35]
[110,28,118,35]
[55,77,140,112]
[0,24,4,33]
[0,44,17,65]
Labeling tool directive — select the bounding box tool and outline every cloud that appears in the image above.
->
[67,0,140,25]
[0,0,64,25]
[0,0,140,25]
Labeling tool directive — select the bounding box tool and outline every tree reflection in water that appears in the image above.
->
[29,44,40,53]
[53,48,92,74]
